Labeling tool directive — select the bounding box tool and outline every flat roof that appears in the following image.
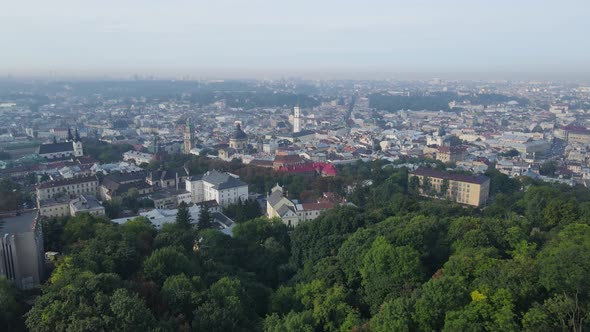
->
[0,210,38,234]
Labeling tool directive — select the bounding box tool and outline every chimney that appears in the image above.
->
[176,172,179,190]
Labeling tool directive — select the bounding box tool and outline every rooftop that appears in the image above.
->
[410,167,489,185]
[0,210,38,234]
[37,175,98,189]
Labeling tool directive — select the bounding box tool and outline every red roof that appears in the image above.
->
[301,202,334,210]
[274,154,304,164]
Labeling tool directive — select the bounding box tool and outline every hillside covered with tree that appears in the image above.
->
[3,161,590,331]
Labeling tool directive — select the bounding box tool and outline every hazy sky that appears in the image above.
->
[1,0,589,79]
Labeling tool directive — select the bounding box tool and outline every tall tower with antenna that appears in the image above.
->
[293,106,301,133]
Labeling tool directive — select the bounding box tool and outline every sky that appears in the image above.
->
[1,0,590,79]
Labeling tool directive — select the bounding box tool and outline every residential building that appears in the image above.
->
[409,168,490,207]
[146,169,188,189]
[36,175,99,203]
[99,172,151,201]
[149,189,193,209]
[436,146,466,163]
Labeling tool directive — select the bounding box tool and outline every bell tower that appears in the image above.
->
[73,128,83,157]
[184,117,195,154]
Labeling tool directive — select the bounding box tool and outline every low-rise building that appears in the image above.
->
[149,189,192,209]
[69,194,106,216]
[123,150,154,165]
[266,184,335,227]
[409,167,490,207]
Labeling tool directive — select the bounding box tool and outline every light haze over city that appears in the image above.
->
[2,0,590,79]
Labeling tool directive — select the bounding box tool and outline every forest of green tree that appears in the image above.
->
[368,92,529,112]
[3,160,590,331]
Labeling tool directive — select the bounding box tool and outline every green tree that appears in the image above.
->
[0,277,21,331]
[413,276,470,331]
[370,297,415,332]
[443,289,519,332]
[176,201,193,230]
[143,246,196,284]
[360,237,424,313]
[161,274,202,318]
[193,277,258,332]
[198,205,213,231]
[264,311,315,332]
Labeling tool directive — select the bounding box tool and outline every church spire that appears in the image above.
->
[74,128,81,142]
[67,128,73,141]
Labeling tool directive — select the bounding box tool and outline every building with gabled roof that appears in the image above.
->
[185,170,249,207]
[266,184,335,227]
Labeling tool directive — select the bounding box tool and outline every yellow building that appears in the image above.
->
[409,168,490,207]
[36,175,99,203]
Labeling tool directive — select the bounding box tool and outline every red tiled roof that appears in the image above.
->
[301,202,334,210]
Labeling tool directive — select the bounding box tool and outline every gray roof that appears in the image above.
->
[72,194,103,211]
[202,170,247,190]
[267,190,284,208]
[0,210,38,234]
[38,142,73,154]
[277,204,295,217]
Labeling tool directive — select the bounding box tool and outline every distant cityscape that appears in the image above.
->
[1,76,590,330]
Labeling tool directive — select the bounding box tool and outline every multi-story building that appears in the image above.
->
[36,175,99,203]
[185,170,248,207]
[0,210,44,289]
[409,168,490,207]
[266,184,334,227]
[99,172,151,201]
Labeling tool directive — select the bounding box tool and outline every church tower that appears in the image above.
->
[184,118,194,154]
[73,128,83,157]
[293,106,301,133]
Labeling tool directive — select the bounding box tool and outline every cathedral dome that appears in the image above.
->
[231,123,247,140]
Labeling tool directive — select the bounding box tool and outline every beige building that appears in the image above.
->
[36,175,99,204]
[38,199,70,218]
[409,168,490,207]
[266,184,334,227]
[436,146,466,163]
